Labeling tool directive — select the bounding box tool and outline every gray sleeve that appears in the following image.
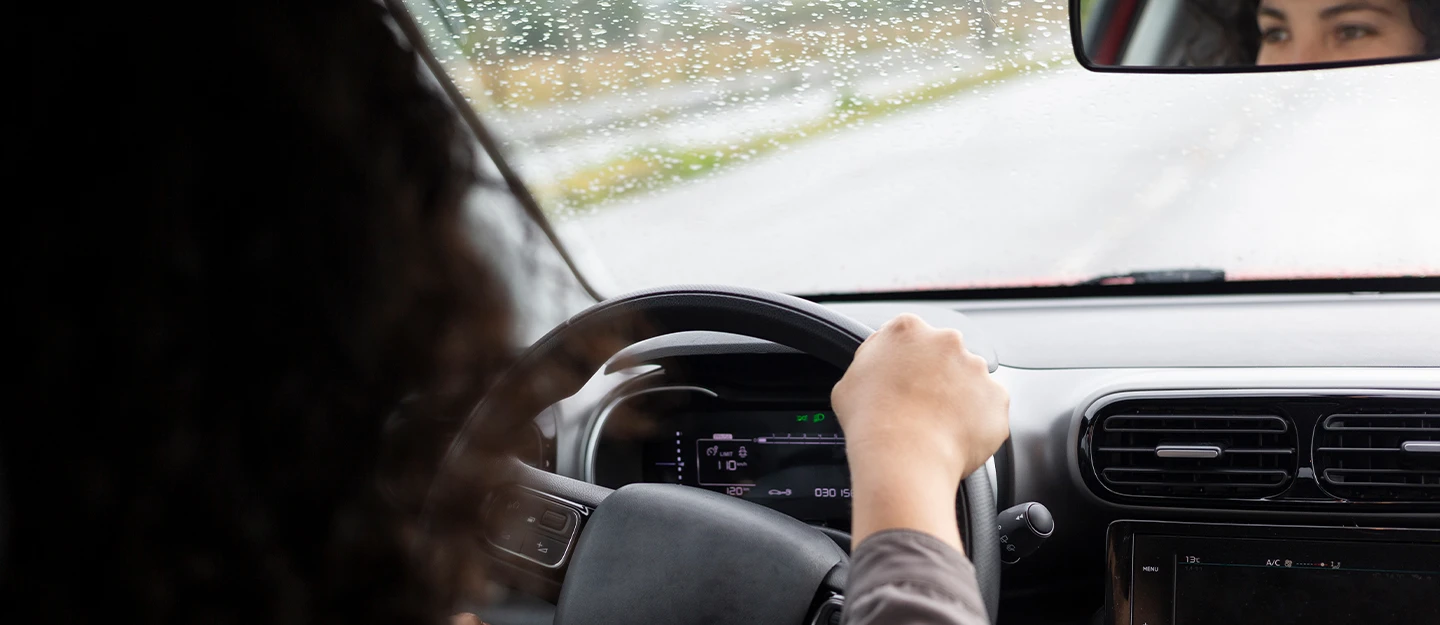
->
[840,529,988,625]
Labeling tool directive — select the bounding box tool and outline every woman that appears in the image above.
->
[5,2,1006,625]
[1254,0,1435,65]
[1185,0,1440,66]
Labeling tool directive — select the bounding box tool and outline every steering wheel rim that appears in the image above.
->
[424,285,1001,624]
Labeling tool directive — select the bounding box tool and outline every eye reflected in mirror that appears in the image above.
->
[1074,0,1440,71]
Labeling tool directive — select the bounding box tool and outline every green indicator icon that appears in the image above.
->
[796,414,808,422]
[813,413,826,423]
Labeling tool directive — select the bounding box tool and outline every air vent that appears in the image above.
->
[1090,413,1297,498]
[1314,413,1440,502]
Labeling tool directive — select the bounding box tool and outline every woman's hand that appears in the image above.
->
[833,314,1010,553]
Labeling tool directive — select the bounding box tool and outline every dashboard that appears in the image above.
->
[520,291,1440,625]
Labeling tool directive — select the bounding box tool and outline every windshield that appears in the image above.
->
[404,0,1440,295]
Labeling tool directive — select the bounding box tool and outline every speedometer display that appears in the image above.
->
[642,410,851,527]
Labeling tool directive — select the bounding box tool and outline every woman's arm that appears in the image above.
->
[832,313,1010,624]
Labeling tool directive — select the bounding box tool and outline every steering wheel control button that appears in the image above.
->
[517,501,544,529]
[540,509,569,533]
[1025,502,1055,535]
[523,533,566,567]
[482,487,588,569]
[490,526,524,553]
[494,492,540,527]
[996,501,1054,564]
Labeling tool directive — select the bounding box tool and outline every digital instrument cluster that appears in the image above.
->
[641,409,851,527]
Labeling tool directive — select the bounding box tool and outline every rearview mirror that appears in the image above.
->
[1072,0,1440,71]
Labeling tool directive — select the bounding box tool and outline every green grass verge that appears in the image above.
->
[537,59,1048,215]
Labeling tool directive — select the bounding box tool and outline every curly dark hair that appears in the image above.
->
[1184,0,1264,66]
[1183,0,1440,66]
[5,1,559,624]
[1410,0,1440,52]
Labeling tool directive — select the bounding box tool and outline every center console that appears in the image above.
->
[1106,521,1440,625]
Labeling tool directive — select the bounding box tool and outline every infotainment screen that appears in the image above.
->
[641,410,850,526]
[1109,522,1440,625]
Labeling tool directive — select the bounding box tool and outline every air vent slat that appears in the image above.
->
[1324,426,1440,432]
[1314,412,1440,502]
[1102,468,1290,483]
[1104,415,1288,434]
[1095,447,1293,454]
[1220,448,1295,455]
[1323,470,1440,488]
[1324,414,1440,431]
[1089,408,1297,499]
[1101,428,1287,434]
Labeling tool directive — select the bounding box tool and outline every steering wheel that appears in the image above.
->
[426,285,1001,625]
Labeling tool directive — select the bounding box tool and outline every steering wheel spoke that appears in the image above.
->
[485,485,589,569]
[553,483,848,625]
[473,459,610,595]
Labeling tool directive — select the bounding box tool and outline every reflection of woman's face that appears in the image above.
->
[1255,0,1426,65]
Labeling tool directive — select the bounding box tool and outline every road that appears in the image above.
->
[554,59,1440,294]
[498,35,1041,185]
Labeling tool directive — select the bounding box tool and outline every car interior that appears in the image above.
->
[1083,0,1206,66]
[384,0,1440,624]
[1081,0,1440,69]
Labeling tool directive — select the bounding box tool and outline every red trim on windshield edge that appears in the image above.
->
[801,275,1440,303]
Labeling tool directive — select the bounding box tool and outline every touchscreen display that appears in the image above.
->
[641,410,850,526]
[1130,534,1440,625]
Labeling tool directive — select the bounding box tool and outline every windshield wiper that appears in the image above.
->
[1079,268,1227,286]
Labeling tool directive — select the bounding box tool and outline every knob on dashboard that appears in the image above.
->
[996,502,1053,564]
